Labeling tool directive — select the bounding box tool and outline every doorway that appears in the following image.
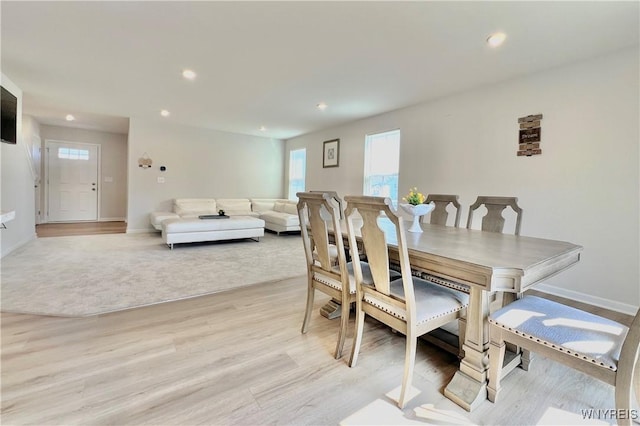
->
[45,140,100,222]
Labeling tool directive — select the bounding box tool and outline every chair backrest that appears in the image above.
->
[309,190,344,220]
[344,196,417,322]
[424,194,461,227]
[466,196,523,235]
[297,191,349,278]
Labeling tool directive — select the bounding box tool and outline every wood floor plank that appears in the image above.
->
[35,221,126,238]
[1,276,635,425]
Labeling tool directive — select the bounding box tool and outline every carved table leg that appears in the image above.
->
[444,287,490,411]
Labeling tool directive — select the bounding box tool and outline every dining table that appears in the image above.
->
[335,218,583,411]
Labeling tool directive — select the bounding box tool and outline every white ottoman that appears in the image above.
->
[162,216,265,249]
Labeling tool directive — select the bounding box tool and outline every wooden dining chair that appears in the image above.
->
[465,196,524,325]
[343,195,469,408]
[423,194,461,227]
[466,196,523,235]
[297,191,353,359]
[488,295,640,426]
[297,191,383,359]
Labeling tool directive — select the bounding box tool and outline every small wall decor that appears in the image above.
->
[323,138,340,168]
[138,152,153,168]
[517,114,543,157]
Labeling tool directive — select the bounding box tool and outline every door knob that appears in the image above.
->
[92,188,96,191]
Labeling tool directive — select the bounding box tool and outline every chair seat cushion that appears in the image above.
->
[314,261,375,294]
[489,296,628,371]
[364,277,469,325]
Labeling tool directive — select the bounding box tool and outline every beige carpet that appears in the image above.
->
[1,232,306,317]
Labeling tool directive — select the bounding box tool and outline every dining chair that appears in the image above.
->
[297,191,353,359]
[466,196,523,235]
[343,195,469,408]
[488,295,640,426]
[297,191,384,359]
[465,195,524,317]
[423,194,461,227]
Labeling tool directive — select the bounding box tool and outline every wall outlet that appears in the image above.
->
[157,177,165,184]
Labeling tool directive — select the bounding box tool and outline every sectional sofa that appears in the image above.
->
[150,198,301,237]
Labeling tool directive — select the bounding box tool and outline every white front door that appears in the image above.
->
[47,140,99,222]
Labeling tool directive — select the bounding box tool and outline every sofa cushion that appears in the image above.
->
[216,199,257,216]
[251,199,280,213]
[260,210,300,227]
[150,211,180,229]
[273,200,298,214]
[174,199,217,216]
[282,201,298,215]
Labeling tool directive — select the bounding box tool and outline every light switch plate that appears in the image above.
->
[157,177,165,184]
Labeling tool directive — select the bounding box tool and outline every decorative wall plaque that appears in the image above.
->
[138,152,153,168]
[517,114,543,157]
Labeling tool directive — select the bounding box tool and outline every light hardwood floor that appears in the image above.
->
[1,276,635,425]
[35,221,126,238]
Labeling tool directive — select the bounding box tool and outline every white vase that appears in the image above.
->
[400,202,435,233]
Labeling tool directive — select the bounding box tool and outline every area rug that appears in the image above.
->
[1,232,306,317]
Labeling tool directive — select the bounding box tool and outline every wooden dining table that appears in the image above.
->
[335,219,583,411]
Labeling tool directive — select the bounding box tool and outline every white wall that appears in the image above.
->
[40,125,128,221]
[0,74,36,257]
[286,48,639,313]
[127,118,285,231]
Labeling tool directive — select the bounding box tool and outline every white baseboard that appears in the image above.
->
[1,233,37,258]
[534,283,638,316]
[99,217,126,222]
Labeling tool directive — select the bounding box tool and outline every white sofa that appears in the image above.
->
[256,199,300,235]
[150,198,300,235]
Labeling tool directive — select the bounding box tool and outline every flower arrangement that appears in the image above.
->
[402,187,426,206]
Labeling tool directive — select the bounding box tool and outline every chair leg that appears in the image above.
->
[614,355,637,426]
[334,298,350,359]
[520,349,533,371]
[301,278,315,334]
[614,379,633,426]
[457,318,466,359]
[348,300,365,367]
[487,328,506,403]
[398,331,417,409]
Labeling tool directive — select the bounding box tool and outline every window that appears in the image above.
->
[288,148,306,200]
[363,129,400,203]
[58,147,89,160]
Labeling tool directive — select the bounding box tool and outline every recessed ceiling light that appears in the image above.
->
[487,32,507,48]
[65,114,75,121]
[259,126,267,132]
[317,102,328,111]
[182,69,197,80]
[160,109,170,117]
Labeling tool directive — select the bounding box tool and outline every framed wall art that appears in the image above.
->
[323,138,339,168]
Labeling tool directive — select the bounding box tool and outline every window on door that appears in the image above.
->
[288,148,306,200]
[58,147,90,160]
[363,129,400,203]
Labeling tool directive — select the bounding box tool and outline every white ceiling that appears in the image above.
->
[2,1,638,139]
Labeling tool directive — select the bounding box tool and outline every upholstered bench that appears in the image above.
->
[162,216,265,249]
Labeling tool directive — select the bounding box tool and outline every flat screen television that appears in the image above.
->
[1,86,18,144]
